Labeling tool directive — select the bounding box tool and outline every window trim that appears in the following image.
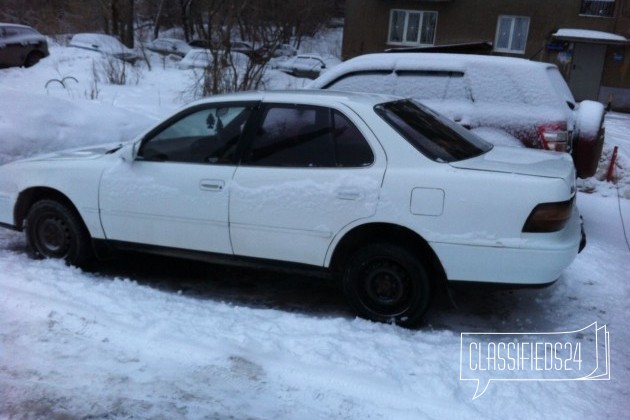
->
[240,103,375,169]
[136,101,259,165]
[494,15,530,54]
[387,9,438,47]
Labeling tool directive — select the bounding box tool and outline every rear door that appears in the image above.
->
[229,102,386,266]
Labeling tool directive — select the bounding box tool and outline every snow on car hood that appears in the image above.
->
[15,143,123,163]
[451,146,576,181]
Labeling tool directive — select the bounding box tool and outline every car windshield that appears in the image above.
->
[375,99,492,162]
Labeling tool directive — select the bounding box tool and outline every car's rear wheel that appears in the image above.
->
[24,51,44,68]
[25,200,92,266]
[342,243,432,327]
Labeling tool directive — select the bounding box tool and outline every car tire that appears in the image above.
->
[25,200,92,266]
[342,243,432,327]
[24,51,44,68]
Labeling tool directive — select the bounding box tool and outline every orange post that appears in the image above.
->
[606,146,618,182]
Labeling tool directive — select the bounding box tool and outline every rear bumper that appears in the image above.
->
[431,206,583,285]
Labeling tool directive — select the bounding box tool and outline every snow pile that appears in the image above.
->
[577,100,605,138]
[0,87,154,164]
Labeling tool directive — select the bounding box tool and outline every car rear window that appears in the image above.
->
[375,99,492,162]
[546,67,576,106]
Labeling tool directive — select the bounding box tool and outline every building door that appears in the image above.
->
[569,43,606,101]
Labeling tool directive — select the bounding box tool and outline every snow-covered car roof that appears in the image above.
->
[0,22,40,30]
[178,49,250,69]
[69,33,134,55]
[0,22,46,41]
[69,33,138,63]
[146,37,191,57]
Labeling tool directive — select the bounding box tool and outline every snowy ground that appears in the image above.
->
[1,34,629,419]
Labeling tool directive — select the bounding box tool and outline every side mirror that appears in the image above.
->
[120,143,137,162]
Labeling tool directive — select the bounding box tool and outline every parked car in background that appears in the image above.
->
[188,39,209,49]
[69,33,138,64]
[309,53,605,178]
[0,90,585,326]
[0,23,49,68]
[277,54,331,79]
[146,37,191,58]
[187,40,256,55]
[229,41,255,55]
[265,43,298,58]
[178,49,249,70]
[178,49,212,69]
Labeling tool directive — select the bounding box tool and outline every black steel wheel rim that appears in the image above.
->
[358,258,412,316]
[34,214,71,257]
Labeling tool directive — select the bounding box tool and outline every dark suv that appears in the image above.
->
[0,23,49,68]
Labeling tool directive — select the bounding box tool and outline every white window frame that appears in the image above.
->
[494,15,530,54]
[579,0,616,17]
[387,9,438,47]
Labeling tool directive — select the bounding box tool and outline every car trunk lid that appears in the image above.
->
[450,146,576,186]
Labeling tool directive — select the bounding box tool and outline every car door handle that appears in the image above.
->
[199,179,225,191]
[336,188,363,201]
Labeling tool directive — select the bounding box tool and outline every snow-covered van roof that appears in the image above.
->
[308,53,571,107]
[309,53,557,88]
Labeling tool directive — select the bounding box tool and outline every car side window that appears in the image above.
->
[325,71,395,95]
[396,71,472,102]
[333,110,374,167]
[244,104,373,167]
[138,105,252,164]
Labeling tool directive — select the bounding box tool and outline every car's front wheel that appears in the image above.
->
[25,199,92,266]
[342,243,432,327]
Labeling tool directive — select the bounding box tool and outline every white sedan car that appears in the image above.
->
[0,91,585,326]
[69,33,139,64]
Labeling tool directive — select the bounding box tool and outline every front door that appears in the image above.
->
[99,104,255,254]
[569,43,606,101]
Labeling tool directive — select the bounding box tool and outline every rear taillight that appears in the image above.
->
[523,198,574,233]
[537,123,569,152]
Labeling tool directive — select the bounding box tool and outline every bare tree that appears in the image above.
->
[0,0,95,34]
[151,0,166,39]
[178,0,337,96]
